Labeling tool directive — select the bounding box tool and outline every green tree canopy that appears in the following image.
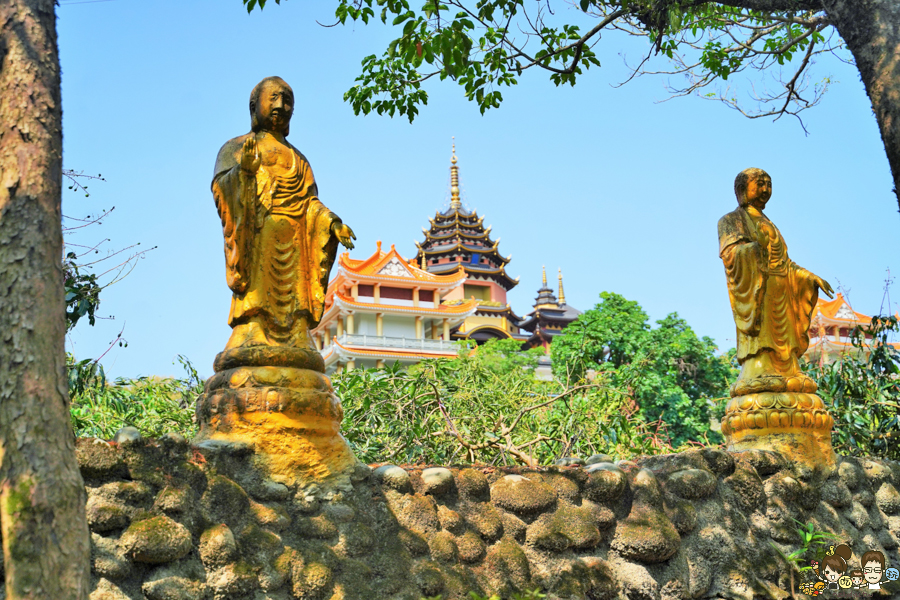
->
[552,292,736,445]
[244,0,900,214]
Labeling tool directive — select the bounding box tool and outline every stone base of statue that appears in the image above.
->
[721,388,836,469]
[194,346,358,484]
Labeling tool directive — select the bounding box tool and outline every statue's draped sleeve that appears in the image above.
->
[787,260,819,356]
[718,208,766,340]
[718,207,820,363]
[212,136,254,294]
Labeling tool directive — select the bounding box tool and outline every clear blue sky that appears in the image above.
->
[59,0,900,379]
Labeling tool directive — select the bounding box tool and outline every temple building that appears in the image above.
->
[413,144,525,343]
[519,267,582,353]
[312,242,478,372]
[805,293,900,364]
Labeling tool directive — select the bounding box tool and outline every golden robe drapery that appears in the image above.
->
[212,134,340,338]
[718,205,819,370]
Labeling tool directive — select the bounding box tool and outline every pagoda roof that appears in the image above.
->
[424,226,493,242]
[518,304,582,333]
[414,141,519,292]
[811,293,899,328]
[522,326,564,343]
[438,205,477,218]
[532,282,558,309]
[427,215,485,233]
[336,242,467,288]
[415,241,510,264]
[429,261,519,290]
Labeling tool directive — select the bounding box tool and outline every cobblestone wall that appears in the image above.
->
[69,433,900,599]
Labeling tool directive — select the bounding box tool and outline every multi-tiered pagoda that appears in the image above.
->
[519,267,582,353]
[413,144,524,343]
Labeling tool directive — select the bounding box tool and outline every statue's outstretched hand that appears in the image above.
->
[332,223,356,250]
[240,137,261,174]
[814,276,835,299]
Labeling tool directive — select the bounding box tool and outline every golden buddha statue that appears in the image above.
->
[211,76,355,350]
[718,168,835,467]
[195,77,359,482]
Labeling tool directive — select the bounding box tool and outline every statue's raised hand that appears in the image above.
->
[814,275,834,299]
[332,222,356,250]
[240,137,261,174]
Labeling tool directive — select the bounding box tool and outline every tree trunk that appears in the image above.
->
[0,1,91,598]
[824,0,900,212]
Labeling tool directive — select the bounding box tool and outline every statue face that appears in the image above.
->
[745,176,772,208]
[255,80,294,134]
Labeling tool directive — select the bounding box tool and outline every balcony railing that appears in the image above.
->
[334,334,458,353]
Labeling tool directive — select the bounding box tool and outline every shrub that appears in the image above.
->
[334,340,679,466]
[69,354,199,439]
[804,316,900,460]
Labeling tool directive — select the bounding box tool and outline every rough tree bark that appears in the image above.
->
[0,1,91,598]
[822,0,900,212]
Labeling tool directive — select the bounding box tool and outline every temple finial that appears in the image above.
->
[450,137,460,209]
[542,266,547,287]
[558,268,566,305]
[421,252,427,270]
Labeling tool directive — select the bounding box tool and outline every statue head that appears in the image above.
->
[734,167,772,208]
[250,76,294,137]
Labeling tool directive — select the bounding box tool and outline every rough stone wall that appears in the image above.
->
[52,436,900,599]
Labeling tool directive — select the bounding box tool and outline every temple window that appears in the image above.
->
[380,287,414,301]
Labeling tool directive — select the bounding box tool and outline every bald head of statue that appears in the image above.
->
[250,76,294,137]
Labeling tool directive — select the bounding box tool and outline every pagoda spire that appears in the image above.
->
[450,137,461,209]
[558,269,566,305]
[533,266,558,309]
[415,139,519,293]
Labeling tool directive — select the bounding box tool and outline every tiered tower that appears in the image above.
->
[519,267,581,353]
[414,142,523,343]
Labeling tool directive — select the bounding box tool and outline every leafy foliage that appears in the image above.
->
[804,316,900,460]
[69,354,200,439]
[64,251,102,330]
[551,292,735,446]
[769,519,840,596]
[243,0,840,126]
[334,338,679,466]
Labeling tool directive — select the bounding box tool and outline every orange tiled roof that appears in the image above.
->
[337,242,466,284]
[813,294,872,324]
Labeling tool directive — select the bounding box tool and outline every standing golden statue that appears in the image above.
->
[195,77,358,482]
[212,76,355,349]
[718,168,835,467]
